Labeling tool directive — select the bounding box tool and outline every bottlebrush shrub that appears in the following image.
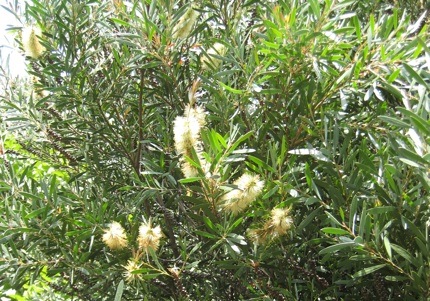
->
[0,0,429,300]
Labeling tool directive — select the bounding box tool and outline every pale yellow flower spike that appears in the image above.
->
[138,221,163,252]
[235,174,265,203]
[22,26,46,59]
[222,174,265,214]
[123,260,142,283]
[248,207,294,245]
[184,104,206,128]
[201,42,227,70]
[102,222,128,250]
[173,103,207,178]
[173,115,201,156]
[172,6,199,39]
[270,208,293,236]
[181,161,199,178]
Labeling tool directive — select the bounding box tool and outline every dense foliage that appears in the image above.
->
[1,0,429,300]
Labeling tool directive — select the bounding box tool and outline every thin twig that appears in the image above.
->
[136,69,145,175]
[157,195,180,258]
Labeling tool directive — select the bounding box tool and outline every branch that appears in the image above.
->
[135,69,145,175]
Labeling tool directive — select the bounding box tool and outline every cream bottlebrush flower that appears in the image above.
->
[247,228,270,245]
[248,208,293,245]
[222,189,243,214]
[173,116,200,156]
[138,221,163,252]
[180,153,210,178]
[22,26,45,59]
[172,6,199,39]
[270,208,293,236]
[236,174,265,203]
[222,174,265,214]
[181,161,199,178]
[32,77,49,99]
[173,105,207,177]
[183,104,206,128]
[123,260,142,283]
[201,42,227,70]
[102,222,127,250]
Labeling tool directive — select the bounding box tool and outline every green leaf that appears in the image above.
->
[321,227,350,235]
[387,68,401,83]
[110,18,130,27]
[227,233,247,245]
[225,239,241,256]
[0,235,14,244]
[147,248,165,271]
[336,65,354,85]
[218,81,244,94]
[114,280,124,301]
[309,0,321,17]
[288,148,331,162]
[391,244,413,264]
[297,207,323,233]
[384,236,392,260]
[366,206,396,215]
[401,216,426,242]
[349,195,358,231]
[325,211,343,227]
[24,207,48,219]
[229,132,253,154]
[262,185,279,200]
[349,255,374,261]
[380,82,403,100]
[19,192,41,201]
[178,177,201,184]
[319,241,356,254]
[385,275,409,282]
[202,216,216,231]
[205,131,220,153]
[352,264,387,278]
[247,155,276,173]
[397,147,429,167]
[4,228,39,235]
[414,237,429,256]
[402,63,429,88]
[411,271,426,290]
[195,230,217,239]
[358,203,369,238]
[232,148,256,154]
[227,217,243,232]
[397,107,430,136]
[378,116,410,128]
[352,15,361,40]
[140,273,163,280]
